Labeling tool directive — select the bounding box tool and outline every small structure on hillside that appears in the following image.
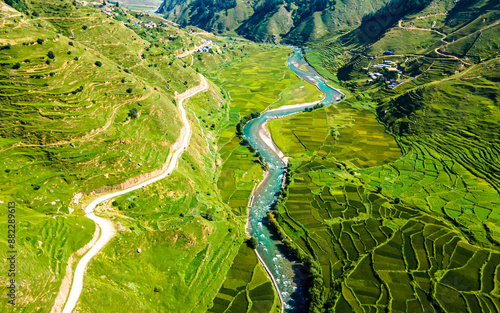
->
[372,63,392,68]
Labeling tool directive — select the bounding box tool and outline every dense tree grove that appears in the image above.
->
[267,211,325,311]
[254,0,336,23]
[235,112,260,137]
[293,0,336,23]
[192,0,236,13]
[5,0,27,11]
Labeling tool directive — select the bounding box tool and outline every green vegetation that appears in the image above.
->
[269,103,401,168]
[158,0,394,43]
[208,242,281,313]
[264,0,500,310]
[0,0,277,311]
[2,0,500,312]
[248,236,258,249]
[128,107,139,119]
[204,47,321,216]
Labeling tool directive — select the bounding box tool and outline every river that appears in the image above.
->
[244,47,343,312]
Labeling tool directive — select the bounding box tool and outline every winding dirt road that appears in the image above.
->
[58,74,208,313]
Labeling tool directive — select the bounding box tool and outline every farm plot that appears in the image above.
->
[270,98,500,311]
[277,166,500,312]
[268,103,402,168]
[208,242,280,313]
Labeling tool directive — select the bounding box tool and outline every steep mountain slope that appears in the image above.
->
[157,0,393,42]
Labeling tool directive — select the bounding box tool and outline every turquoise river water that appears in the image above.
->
[244,47,343,312]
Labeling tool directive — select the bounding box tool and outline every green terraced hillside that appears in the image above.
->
[0,0,278,311]
[264,0,500,311]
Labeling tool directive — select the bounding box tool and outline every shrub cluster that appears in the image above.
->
[128,107,138,119]
[304,103,324,112]
[235,112,260,137]
[71,85,84,94]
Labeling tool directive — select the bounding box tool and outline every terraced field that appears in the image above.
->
[64,39,306,309]
[274,143,500,311]
[208,242,281,313]
[269,1,500,309]
[268,103,401,169]
[367,28,443,56]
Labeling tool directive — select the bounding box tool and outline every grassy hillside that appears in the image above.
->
[76,81,246,312]
[2,0,499,312]
[0,2,184,309]
[0,0,278,311]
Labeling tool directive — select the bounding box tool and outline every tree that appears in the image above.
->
[95,61,102,67]
[248,236,258,249]
[240,138,250,146]
[37,38,44,45]
[47,50,55,59]
[82,25,88,30]
[202,211,213,221]
[12,62,21,69]
[126,87,133,93]
[128,107,138,119]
